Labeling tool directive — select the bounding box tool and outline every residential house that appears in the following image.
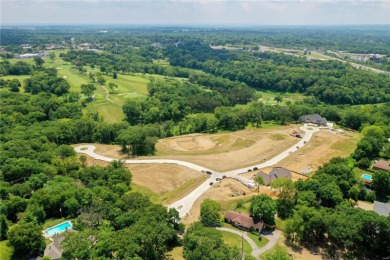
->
[299,114,328,126]
[43,230,77,259]
[373,160,390,171]
[373,201,390,217]
[224,211,263,233]
[254,167,292,186]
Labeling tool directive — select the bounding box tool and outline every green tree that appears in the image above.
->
[372,171,390,200]
[49,52,56,63]
[274,95,283,103]
[33,57,45,68]
[254,175,265,195]
[183,222,241,260]
[250,194,276,225]
[80,83,97,99]
[97,76,106,85]
[7,222,45,257]
[108,82,118,93]
[0,214,8,240]
[79,155,87,167]
[263,246,292,260]
[113,71,117,79]
[271,179,296,219]
[200,199,221,227]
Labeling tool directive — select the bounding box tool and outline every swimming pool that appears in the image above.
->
[362,174,372,181]
[45,221,72,236]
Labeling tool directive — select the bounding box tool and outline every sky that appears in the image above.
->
[1,0,389,25]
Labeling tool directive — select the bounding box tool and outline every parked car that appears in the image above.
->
[216,178,221,181]
[209,182,214,185]
[253,167,258,170]
[206,171,212,175]
[222,175,227,179]
[304,141,307,144]
[296,146,300,149]
[247,169,252,172]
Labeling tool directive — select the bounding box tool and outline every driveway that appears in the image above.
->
[216,227,282,258]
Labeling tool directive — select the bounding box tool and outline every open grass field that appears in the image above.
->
[256,90,307,106]
[0,241,12,260]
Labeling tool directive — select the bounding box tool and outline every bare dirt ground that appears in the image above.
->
[277,130,359,174]
[278,236,323,260]
[77,154,205,199]
[355,200,374,211]
[151,125,303,171]
[76,125,302,172]
[181,178,276,226]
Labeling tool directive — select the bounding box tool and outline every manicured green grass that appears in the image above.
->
[43,218,67,229]
[256,91,306,106]
[247,232,269,248]
[260,244,292,260]
[220,230,252,256]
[0,241,13,260]
[275,218,286,231]
[56,65,93,92]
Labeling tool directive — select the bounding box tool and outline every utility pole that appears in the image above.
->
[242,233,244,260]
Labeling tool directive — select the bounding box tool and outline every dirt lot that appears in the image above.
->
[78,155,205,202]
[181,178,277,226]
[277,130,359,174]
[278,236,323,260]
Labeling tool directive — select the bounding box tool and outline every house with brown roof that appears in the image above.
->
[254,167,292,186]
[224,211,263,233]
[373,160,390,171]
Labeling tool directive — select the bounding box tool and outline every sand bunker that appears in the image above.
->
[164,136,217,151]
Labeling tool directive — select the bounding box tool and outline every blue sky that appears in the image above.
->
[1,0,389,25]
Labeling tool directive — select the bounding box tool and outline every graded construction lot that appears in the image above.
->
[83,124,303,172]
[151,125,303,172]
[276,130,359,174]
[78,154,206,205]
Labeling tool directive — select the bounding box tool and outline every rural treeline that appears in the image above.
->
[0,26,389,259]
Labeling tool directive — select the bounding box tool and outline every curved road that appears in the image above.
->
[216,227,282,258]
[74,125,320,218]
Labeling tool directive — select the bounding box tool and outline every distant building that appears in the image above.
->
[373,160,390,171]
[373,201,390,217]
[369,54,381,63]
[254,167,292,186]
[299,114,328,126]
[224,211,263,233]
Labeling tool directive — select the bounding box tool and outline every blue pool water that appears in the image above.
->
[362,174,372,181]
[45,221,72,236]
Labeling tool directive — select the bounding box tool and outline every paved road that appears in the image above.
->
[216,227,282,258]
[74,124,320,218]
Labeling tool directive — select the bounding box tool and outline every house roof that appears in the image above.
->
[299,114,327,125]
[43,230,77,260]
[224,211,263,230]
[374,201,390,217]
[255,171,271,186]
[44,236,65,260]
[254,167,292,186]
[373,160,390,171]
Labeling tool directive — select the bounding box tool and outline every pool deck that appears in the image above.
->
[43,220,73,238]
